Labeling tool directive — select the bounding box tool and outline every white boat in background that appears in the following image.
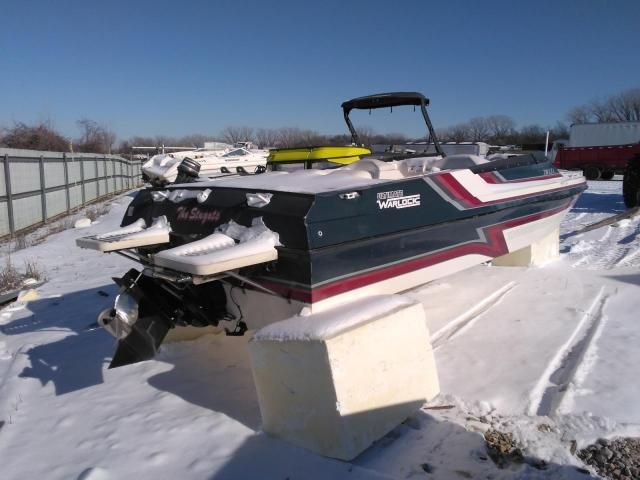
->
[142,142,268,186]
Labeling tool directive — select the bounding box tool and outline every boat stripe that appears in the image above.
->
[433,172,575,208]
[256,199,572,303]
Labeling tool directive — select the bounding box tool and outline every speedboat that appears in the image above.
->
[77,92,586,367]
[142,142,268,186]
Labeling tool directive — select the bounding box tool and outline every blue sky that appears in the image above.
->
[2,0,639,140]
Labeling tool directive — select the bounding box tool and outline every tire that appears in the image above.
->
[600,171,615,181]
[583,166,601,180]
[623,159,640,208]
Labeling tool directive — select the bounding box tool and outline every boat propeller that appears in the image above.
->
[97,268,235,368]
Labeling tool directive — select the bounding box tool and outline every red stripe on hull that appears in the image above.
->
[435,172,571,208]
[256,200,572,304]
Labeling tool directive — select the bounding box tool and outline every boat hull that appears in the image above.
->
[122,159,585,310]
[254,192,577,310]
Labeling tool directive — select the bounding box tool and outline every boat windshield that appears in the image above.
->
[270,160,340,172]
[222,148,249,157]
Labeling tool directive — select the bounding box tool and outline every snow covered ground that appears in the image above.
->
[1,180,639,479]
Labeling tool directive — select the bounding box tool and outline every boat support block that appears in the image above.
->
[248,295,440,460]
[492,226,560,267]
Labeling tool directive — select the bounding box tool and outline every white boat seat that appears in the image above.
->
[348,159,405,180]
[398,157,443,176]
[76,217,171,252]
[153,232,278,276]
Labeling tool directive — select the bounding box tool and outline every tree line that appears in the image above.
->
[1,87,638,154]
[0,119,116,153]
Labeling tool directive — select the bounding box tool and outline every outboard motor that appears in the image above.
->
[174,157,201,184]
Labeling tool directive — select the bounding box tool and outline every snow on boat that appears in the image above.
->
[78,92,587,367]
[142,142,268,186]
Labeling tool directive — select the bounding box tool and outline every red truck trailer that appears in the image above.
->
[551,122,640,180]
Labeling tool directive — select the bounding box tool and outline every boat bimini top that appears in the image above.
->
[341,92,445,157]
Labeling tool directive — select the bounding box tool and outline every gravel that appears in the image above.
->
[577,437,640,479]
[484,429,524,468]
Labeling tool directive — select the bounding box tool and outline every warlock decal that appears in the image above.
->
[376,190,421,209]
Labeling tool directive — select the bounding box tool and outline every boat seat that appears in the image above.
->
[398,157,443,176]
[153,232,278,276]
[76,217,171,252]
[433,154,489,170]
[347,159,405,180]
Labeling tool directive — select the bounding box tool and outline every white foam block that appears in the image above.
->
[492,226,560,267]
[249,295,440,460]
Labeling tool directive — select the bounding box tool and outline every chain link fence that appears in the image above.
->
[0,148,144,237]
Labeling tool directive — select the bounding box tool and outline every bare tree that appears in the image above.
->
[607,88,640,122]
[275,127,326,147]
[567,87,640,124]
[589,100,617,123]
[434,128,452,143]
[485,115,516,144]
[325,133,352,146]
[467,117,491,142]
[255,128,280,149]
[274,128,297,148]
[220,126,254,144]
[518,124,546,144]
[177,133,211,148]
[566,105,592,124]
[354,126,375,146]
[76,119,116,153]
[1,121,69,151]
[448,123,471,143]
[550,121,569,141]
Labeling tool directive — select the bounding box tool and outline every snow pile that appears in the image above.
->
[74,218,92,229]
[217,217,282,246]
[253,295,414,342]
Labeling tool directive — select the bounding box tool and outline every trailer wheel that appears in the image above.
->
[600,171,615,181]
[583,166,601,180]
[623,158,640,208]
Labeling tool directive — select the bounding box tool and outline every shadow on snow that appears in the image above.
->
[209,407,596,480]
[148,334,261,430]
[570,191,625,215]
[0,285,119,395]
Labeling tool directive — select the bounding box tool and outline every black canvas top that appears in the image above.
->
[341,92,429,112]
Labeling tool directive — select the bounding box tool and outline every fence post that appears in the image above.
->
[80,157,86,205]
[3,154,15,234]
[39,155,48,222]
[63,152,70,213]
[112,158,116,193]
[96,157,100,198]
[104,156,109,195]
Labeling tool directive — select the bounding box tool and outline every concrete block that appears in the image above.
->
[492,227,559,267]
[249,295,439,460]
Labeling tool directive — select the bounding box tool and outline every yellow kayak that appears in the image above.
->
[267,146,371,165]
